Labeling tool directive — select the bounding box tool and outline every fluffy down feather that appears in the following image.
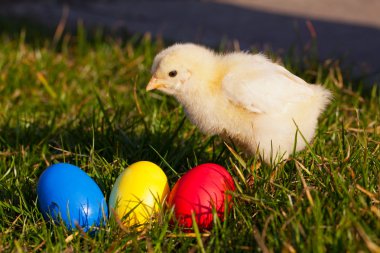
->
[146,43,331,163]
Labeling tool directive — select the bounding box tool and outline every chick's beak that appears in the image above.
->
[146,77,165,91]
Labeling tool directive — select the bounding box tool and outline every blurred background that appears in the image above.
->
[1,0,380,84]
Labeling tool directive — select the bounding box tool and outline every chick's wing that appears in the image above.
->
[221,65,314,114]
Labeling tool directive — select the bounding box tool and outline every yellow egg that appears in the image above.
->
[109,161,169,227]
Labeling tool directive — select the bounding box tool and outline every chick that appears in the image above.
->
[146,43,331,163]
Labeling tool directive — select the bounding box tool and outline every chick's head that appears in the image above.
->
[146,55,191,95]
[146,43,216,96]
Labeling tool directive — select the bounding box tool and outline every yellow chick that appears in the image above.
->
[146,43,331,163]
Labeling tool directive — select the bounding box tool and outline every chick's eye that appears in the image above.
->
[168,70,177,77]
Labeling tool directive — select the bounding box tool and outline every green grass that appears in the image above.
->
[0,23,379,252]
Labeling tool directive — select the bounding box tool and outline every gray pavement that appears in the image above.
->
[1,0,380,83]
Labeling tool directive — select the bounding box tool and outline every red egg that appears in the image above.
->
[168,163,235,229]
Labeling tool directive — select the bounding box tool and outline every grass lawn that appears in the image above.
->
[0,22,379,252]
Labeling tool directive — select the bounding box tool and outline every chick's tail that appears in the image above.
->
[288,84,332,153]
[311,84,333,115]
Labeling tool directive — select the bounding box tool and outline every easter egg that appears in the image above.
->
[109,161,170,227]
[37,163,108,231]
[168,163,235,229]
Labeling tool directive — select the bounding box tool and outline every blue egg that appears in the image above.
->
[37,163,108,231]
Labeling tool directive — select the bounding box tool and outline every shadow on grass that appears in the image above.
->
[0,106,228,183]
